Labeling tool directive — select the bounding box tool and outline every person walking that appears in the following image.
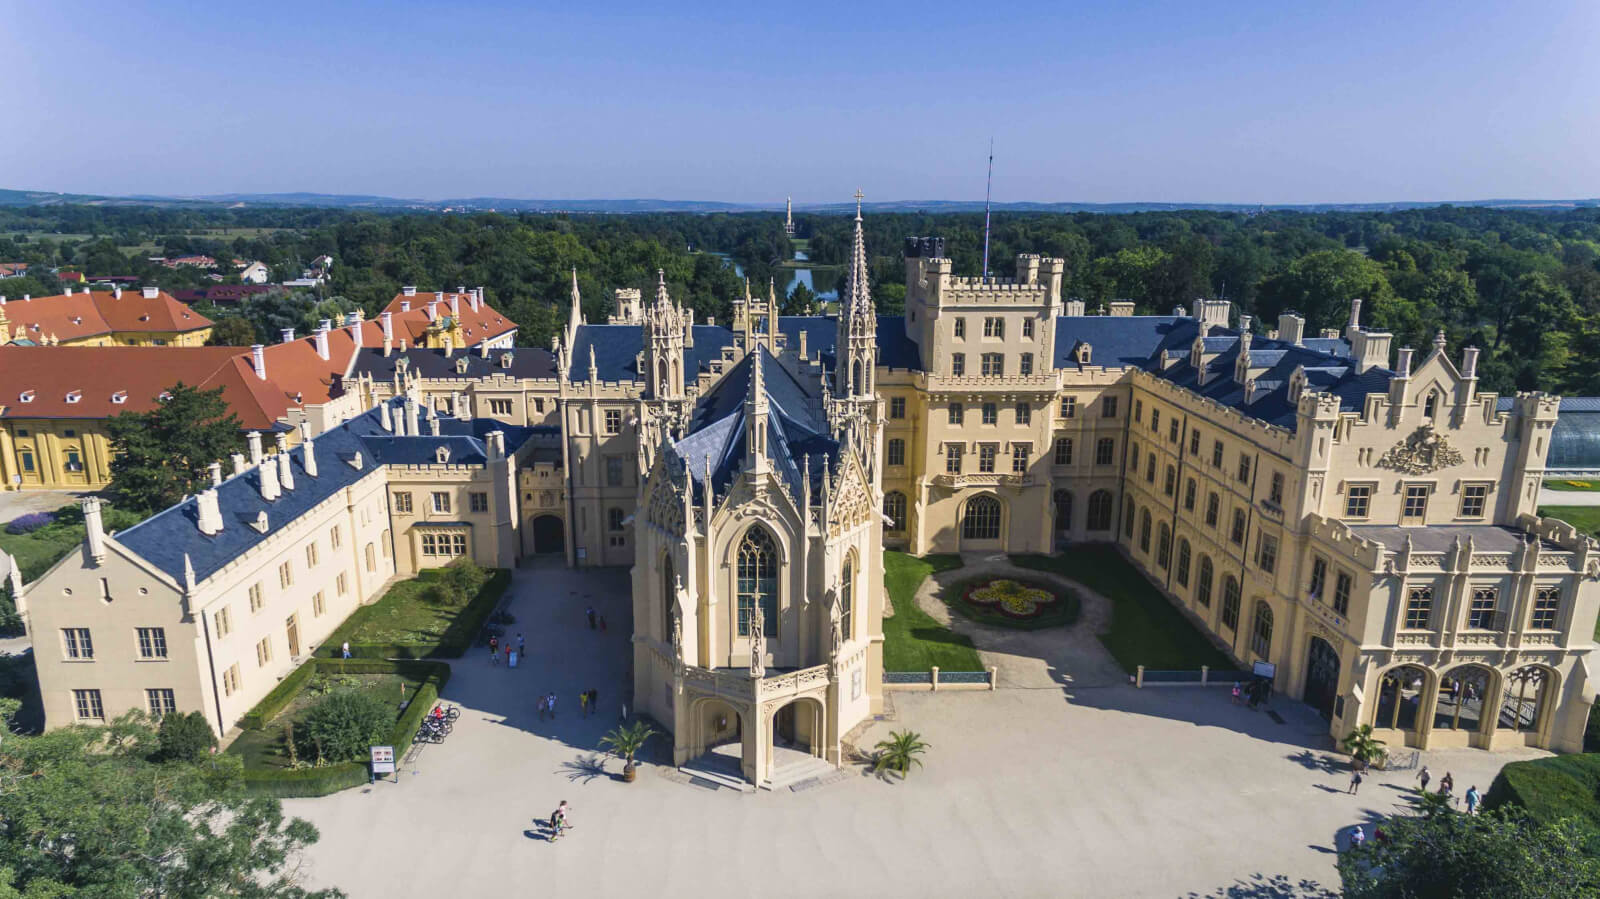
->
[1418,765,1431,793]
[586,606,597,630]
[1465,785,1480,815]
[579,691,590,718]
[341,641,352,660]
[1349,825,1365,849]
[1230,682,1242,705]
[504,642,512,666]
[549,801,572,842]
[536,694,547,721]
[489,635,499,665]
[1348,769,1363,794]
[517,633,526,657]
[546,692,557,718]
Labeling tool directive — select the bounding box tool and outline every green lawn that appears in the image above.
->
[0,503,141,582]
[1539,507,1600,639]
[1012,547,1236,673]
[226,671,422,770]
[319,566,509,658]
[941,576,1081,630]
[1544,479,1600,492]
[881,552,982,672]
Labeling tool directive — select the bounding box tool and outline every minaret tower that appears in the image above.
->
[785,196,795,236]
[643,269,686,400]
[835,189,877,402]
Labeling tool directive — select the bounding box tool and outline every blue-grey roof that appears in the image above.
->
[114,403,546,583]
[877,315,923,371]
[352,346,557,381]
[1052,316,1187,369]
[567,323,740,383]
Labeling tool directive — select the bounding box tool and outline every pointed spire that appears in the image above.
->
[745,347,770,476]
[565,266,582,350]
[655,269,672,309]
[183,553,196,593]
[845,189,873,321]
[588,342,598,380]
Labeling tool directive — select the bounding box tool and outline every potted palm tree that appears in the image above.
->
[1342,724,1388,771]
[599,720,658,783]
[872,730,930,780]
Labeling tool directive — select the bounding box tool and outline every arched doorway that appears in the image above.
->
[771,696,826,763]
[531,515,564,554]
[1086,490,1114,531]
[1499,666,1552,734]
[1434,665,1491,734]
[960,494,1003,549]
[1303,636,1340,721]
[1053,490,1073,538]
[1374,665,1428,733]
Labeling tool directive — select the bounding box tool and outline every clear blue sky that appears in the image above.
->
[3,0,1596,204]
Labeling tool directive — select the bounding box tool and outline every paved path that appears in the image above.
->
[0,489,88,522]
[914,553,1128,690]
[1539,486,1600,507]
[284,559,1545,898]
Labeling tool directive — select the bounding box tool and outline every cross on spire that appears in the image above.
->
[853,188,864,221]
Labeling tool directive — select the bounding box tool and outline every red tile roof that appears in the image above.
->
[0,289,214,343]
[381,290,517,346]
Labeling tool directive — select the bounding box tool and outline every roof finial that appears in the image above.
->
[1433,329,1447,353]
[853,188,864,222]
[655,269,671,309]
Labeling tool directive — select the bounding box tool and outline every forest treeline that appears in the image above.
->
[3,203,1600,397]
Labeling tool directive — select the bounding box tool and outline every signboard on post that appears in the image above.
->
[370,745,396,782]
[1252,660,1277,681]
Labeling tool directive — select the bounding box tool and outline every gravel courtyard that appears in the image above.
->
[284,558,1543,898]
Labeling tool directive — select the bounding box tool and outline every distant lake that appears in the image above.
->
[707,251,839,302]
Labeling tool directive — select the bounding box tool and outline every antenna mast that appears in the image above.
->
[981,137,994,282]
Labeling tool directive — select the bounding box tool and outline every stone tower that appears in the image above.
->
[835,191,877,402]
[643,270,686,400]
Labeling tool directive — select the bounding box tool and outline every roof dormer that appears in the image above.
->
[65,390,82,404]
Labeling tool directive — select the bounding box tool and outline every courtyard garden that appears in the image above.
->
[1012,546,1235,673]
[317,558,509,659]
[943,576,1081,630]
[881,552,982,672]
[1544,479,1600,492]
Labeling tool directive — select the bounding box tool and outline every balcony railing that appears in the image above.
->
[931,472,1034,489]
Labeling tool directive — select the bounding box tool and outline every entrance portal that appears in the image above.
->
[531,515,564,554]
[1304,636,1340,721]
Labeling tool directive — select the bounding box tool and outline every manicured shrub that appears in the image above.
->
[4,512,54,535]
[155,710,217,762]
[295,689,394,764]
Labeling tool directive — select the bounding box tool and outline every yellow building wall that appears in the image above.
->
[0,419,116,491]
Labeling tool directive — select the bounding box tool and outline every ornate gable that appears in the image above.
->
[1377,425,1464,475]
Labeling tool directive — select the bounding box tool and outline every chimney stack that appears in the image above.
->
[208,461,223,487]
[450,295,461,319]
[247,430,264,464]
[405,397,420,436]
[251,344,267,380]
[471,287,482,311]
[83,496,106,564]
[1345,298,1364,342]
[280,327,295,344]
[231,452,247,477]
[142,286,159,299]
[402,285,417,297]
[197,489,223,536]
[299,421,318,477]
[380,401,393,432]
[381,311,394,355]
[64,286,73,296]
[314,324,330,360]
[426,301,438,322]
[258,454,281,501]
[275,433,295,490]
[487,430,506,461]
[442,335,453,357]
[1277,311,1305,346]
[113,286,122,300]
[401,300,411,312]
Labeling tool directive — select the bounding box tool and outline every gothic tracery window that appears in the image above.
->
[736,527,778,637]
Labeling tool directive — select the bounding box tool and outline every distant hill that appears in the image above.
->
[1,187,1596,215]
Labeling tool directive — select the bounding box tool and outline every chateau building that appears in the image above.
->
[0,286,214,346]
[14,205,1599,775]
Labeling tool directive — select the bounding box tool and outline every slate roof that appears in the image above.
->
[566,323,740,382]
[351,346,558,381]
[114,403,544,583]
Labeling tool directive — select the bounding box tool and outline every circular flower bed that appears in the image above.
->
[949,577,1079,629]
[964,579,1056,619]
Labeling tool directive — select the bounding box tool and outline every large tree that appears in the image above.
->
[1337,805,1600,898]
[106,382,244,514]
[0,715,341,898]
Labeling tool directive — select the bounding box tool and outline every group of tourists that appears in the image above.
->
[486,632,527,667]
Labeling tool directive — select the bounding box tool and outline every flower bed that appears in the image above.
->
[945,577,1080,630]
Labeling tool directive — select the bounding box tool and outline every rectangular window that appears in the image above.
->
[951,353,966,377]
[1467,587,1497,629]
[336,572,348,596]
[1183,479,1196,511]
[1345,485,1372,519]
[489,399,513,417]
[1211,440,1223,468]
[62,628,93,660]
[1257,534,1278,574]
[277,561,292,589]
[393,491,413,513]
[312,591,326,617]
[222,664,241,697]
[1168,419,1180,444]
[1205,493,1220,526]
[954,317,966,339]
[1269,472,1284,506]
[1102,396,1118,418]
[1150,408,1160,433]
[249,582,264,612]
[982,403,997,425]
[1012,443,1030,473]
[945,443,963,474]
[215,606,232,638]
[981,353,1004,377]
[470,492,489,513]
[1230,509,1247,545]
[1532,587,1560,629]
[1237,455,1251,483]
[1015,402,1031,425]
[889,397,906,419]
[1095,438,1115,466]
[1022,318,1035,339]
[1460,484,1489,518]
[604,409,622,434]
[256,636,273,667]
[305,542,318,568]
[432,492,451,514]
[329,525,341,549]
[1309,556,1328,599]
[1060,396,1076,419]
[450,533,466,555]
[136,627,167,660]
[1404,586,1432,629]
[887,438,906,466]
[1019,353,1034,376]
[1134,399,1143,423]
[948,403,962,425]
[1053,438,1073,465]
[1189,429,1200,456]
[606,457,624,487]
[1402,485,1429,522]
[145,688,176,718]
[983,316,1004,338]
[1333,571,1352,616]
[73,689,104,721]
[978,444,998,473]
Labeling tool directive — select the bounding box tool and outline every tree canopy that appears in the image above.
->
[105,382,245,514]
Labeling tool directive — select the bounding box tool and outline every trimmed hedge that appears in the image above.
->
[315,568,510,660]
[239,660,319,731]
[1484,753,1600,838]
[232,658,451,798]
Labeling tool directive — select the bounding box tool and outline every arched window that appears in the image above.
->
[657,358,669,391]
[962,496,1001,540]
[364,543,376,572]
[662,554,676,641]
[1196,556,1213,607]
[1156,524,1171,569]
[1176,539,1191,586]
[608,507,626,532]
[1138,509,1152,553]
[883,491,907,532]
[1054,490,1073,532]
[1086,490,1114,531]
[840,555,855,642]
[851,360,862,395]
[1221,576,1241,629]
[736,527,778,637]
[1500,666,1549,733]
[1375,665,1427,731]
[1164,465,1176,497]
[1434,665,1490,732]
[1250,600,1273,659]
